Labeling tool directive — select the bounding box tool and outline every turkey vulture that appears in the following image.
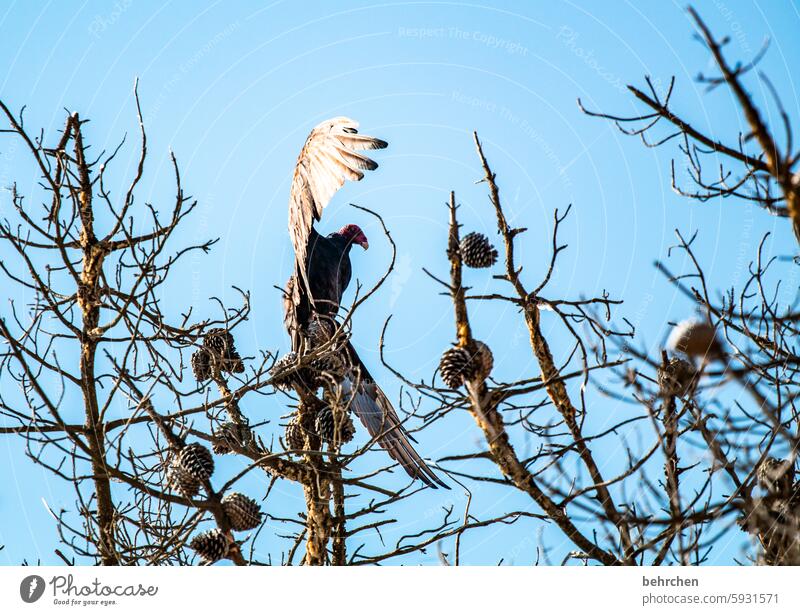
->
[282,117,446,489]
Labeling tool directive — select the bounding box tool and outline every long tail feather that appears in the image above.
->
[342,343,448,489]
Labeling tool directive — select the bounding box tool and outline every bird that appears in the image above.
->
[282,116,447,489]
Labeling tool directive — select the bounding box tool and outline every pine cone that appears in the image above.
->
[167,460,201,498]
[439,347,472,389]
[307,317,347,384]
[212,421,251,455]
[469,340,494,381]
[307,317,336,348]
[226,351,245,373]
[177,443,214,482]
[284,415,306,450]
[204,328,245,374]
[190,529,229,564]
[270,352,307,390]
[314,406,355,445]
[222,492,262,531]
[459,232,498,268]
[310,351,347,384]
[656,357,696,397]
[204,328,233,354]
[191,349,212,381]
[758,458,795,497]
[439,342,493,388]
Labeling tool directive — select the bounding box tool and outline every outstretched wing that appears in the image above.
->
[288,117,387,290]
[341,342,448,489]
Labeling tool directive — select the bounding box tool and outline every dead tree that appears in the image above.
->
[575,7,800,564]
[385,125,793,564]
[384,9,798,564]
[4,7,797,567]
[0,84,528,566]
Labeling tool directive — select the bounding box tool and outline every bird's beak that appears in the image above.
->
[360,240,369,251]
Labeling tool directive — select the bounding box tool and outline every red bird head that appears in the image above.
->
[336,224,369,250]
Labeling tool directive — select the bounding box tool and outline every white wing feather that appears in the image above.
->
[288,117,387,291]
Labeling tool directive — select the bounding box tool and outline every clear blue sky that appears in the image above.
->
[1,1,799,565]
